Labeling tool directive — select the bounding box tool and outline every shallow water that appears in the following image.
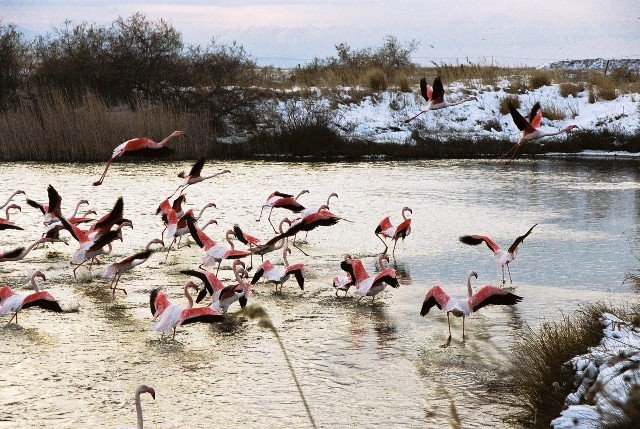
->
[1,158,639,428]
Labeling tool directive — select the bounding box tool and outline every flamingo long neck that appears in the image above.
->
[0,191,20,209]
[70,201,84,218]
[4,206,10,219]
[541,126,573,137]
[447,97,476,107]
[326,193,337,207]
[145,239,162,250]
[197,203,215,220]
[30,276,41,292]
[294,190,306,201]
[226,232,235,249]
[279,219,291,234]
[402,209,410,220]
[135,389,144,429]
[19,239,45,260]
[158,132,178,147]
[184,283,195,308]
[467,275,473,298]
[283,247,290,267]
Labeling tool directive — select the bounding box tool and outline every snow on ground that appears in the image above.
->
[552,313,640,429]
[269,81,639,144]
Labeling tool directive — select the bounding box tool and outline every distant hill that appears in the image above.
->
[543,58,640,70]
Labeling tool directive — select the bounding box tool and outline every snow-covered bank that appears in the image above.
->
[552,313,640,428]
[268,81,639,146]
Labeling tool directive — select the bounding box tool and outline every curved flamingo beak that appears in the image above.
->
[147,387,156,400]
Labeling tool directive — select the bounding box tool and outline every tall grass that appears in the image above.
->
[509,303,608,427]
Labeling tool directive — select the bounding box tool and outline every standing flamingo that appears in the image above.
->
[375,207,412,256]
[333,254,357,297]
[209,266,252,313]
[183,259,245,305]
[353,254,399,302]
[0,204,23,230]
[0,271,63,324]
[0,237,53,262]
[251,243,305,292]
[103,239,164,300]
[459,224,537,284]
[405,76,477,123]
[420,270,523,347]
[93,130,186,186]
[0,190,25,209]
[503,102,578,158]
[119,384,155,429]
[150,281,224,339]
[173,157,231,196]
[256,190,308,232]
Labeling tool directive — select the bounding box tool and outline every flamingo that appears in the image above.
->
[118,384,155,429]
[0,237,52,262]
[173,157,231,196]
[293,192,338,241]
[459,224,537,284]
[103,239,164,300]
[405,76,477,123]
[0,271,63,325]
[251,242,305,293]
[25,184,62,226]
[420,270,523,347]
[93,130,186,186]
[256,190,308,232]
[87,197,130,240]
[209,265,251,313]
[337,254,399,303]
[265,209,345,256]
[375,207,412,256]
[0,190,25,209]
[333,254,356,297]
[240,219,291,267]
[0,204,23,231]
[150,281,224,339]
[503,102,578,158]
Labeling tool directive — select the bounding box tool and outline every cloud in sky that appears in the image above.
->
[3,0,640,67]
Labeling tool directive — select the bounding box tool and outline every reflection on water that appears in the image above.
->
[0,158,639,428]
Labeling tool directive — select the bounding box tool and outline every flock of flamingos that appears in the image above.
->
[0,77,567,427]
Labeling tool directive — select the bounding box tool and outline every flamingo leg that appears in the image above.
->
[441,313,452,348]
[462,316,466,341]
[216,261,222,276]
[507,263,513,284]
[256,205,267,222]
[267,208,276,233]
[293,241,310,257]
[164,239,175,263]
[392,240,398,257]
[7,312,17,325]
[501,265,506,285]
[172,327,176,340]
[111,275,127,300]
[93,158,114,186]
[72,261,86,280]
[376,234,388,254]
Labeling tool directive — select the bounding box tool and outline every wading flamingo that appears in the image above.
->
[183,259,245,304]
[351,254,399,302]
[93,130,186,186]
[0,190,25,209]
[405,76,477,123]
[103,239,164,300]
[0,271,63,325]
[120,384,155,429]
[173,157,231,196]
[150,281,224,339]
[0,237,53,262]
[251,242,305,292]
[333,254,356,297]
[375,207,412,256]
[459,224,537,284]
[0,204,23,231]
[209,265,251,313]
[503,102,578,158]
[257,190,308,232]
[242,219,291,267]
[420,270,523,347]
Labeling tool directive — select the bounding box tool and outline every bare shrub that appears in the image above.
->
[0,22,29,107]
[499,94,521,115]
[395,72,410,92]
[529,70,552,89]
[559,82,583,98]
[543,103,567,120]
[364,68,388,91]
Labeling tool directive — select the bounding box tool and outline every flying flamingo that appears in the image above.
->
[333,254,356,297]
[266,209,346,256]
[257,190,308,232]
[503,102,578,159]
[291,192,339,242]
[26,184,62,226]
[251,242,305,293]
[93,130,186,186]
[459,224,537,284]
[0,271,63,325]
[405,76,477,123]
[420,270,523,347]
[0,190,25,209]
[0,237,53,262]
[183,259,245,304]
[238,219,291,268]
[120,384,155,429]
[172,157,231,196]
[150,281,224,339]
[103,238,164,300]
[375,207,412,256]
[0,204,23,231]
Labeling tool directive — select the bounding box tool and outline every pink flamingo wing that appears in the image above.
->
[468,286,523,313]
[530,110,543,129]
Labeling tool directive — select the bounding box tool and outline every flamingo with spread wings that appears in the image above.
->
[420,270,523,347]
[375,207,412,256]
[172,157,230,196]
[503,102,578,158]
[460,224,537,284]
[0,271,63,325]
[405,76,477,123]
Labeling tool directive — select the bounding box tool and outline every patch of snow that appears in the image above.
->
[552,313,640,429]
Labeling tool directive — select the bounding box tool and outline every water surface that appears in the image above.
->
[1,159,638,428]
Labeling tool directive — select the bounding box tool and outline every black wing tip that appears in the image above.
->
[149,288,160,315]
[181,313,225,325]
[239,295,248,308]
[196,288,208,304]
[251,269,263,285]
[0,247,25,260]
[459,235,483,245]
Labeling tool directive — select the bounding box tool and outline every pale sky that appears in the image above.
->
[3,0,640,67]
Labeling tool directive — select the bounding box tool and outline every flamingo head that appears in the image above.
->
[171,130,186,138]
[78,199,89,206]
[232,259,246,273]
[565,124,579,132]
[29,270,46,282]
[469,270,478,280]
[139,385,156,400]
[221,169,231,175]
[343,253,352,261]
[177,171,186,178]
[378,253,390,267]
[15,190,26,195]
[6,204,21,212]
[85,210,98,216]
